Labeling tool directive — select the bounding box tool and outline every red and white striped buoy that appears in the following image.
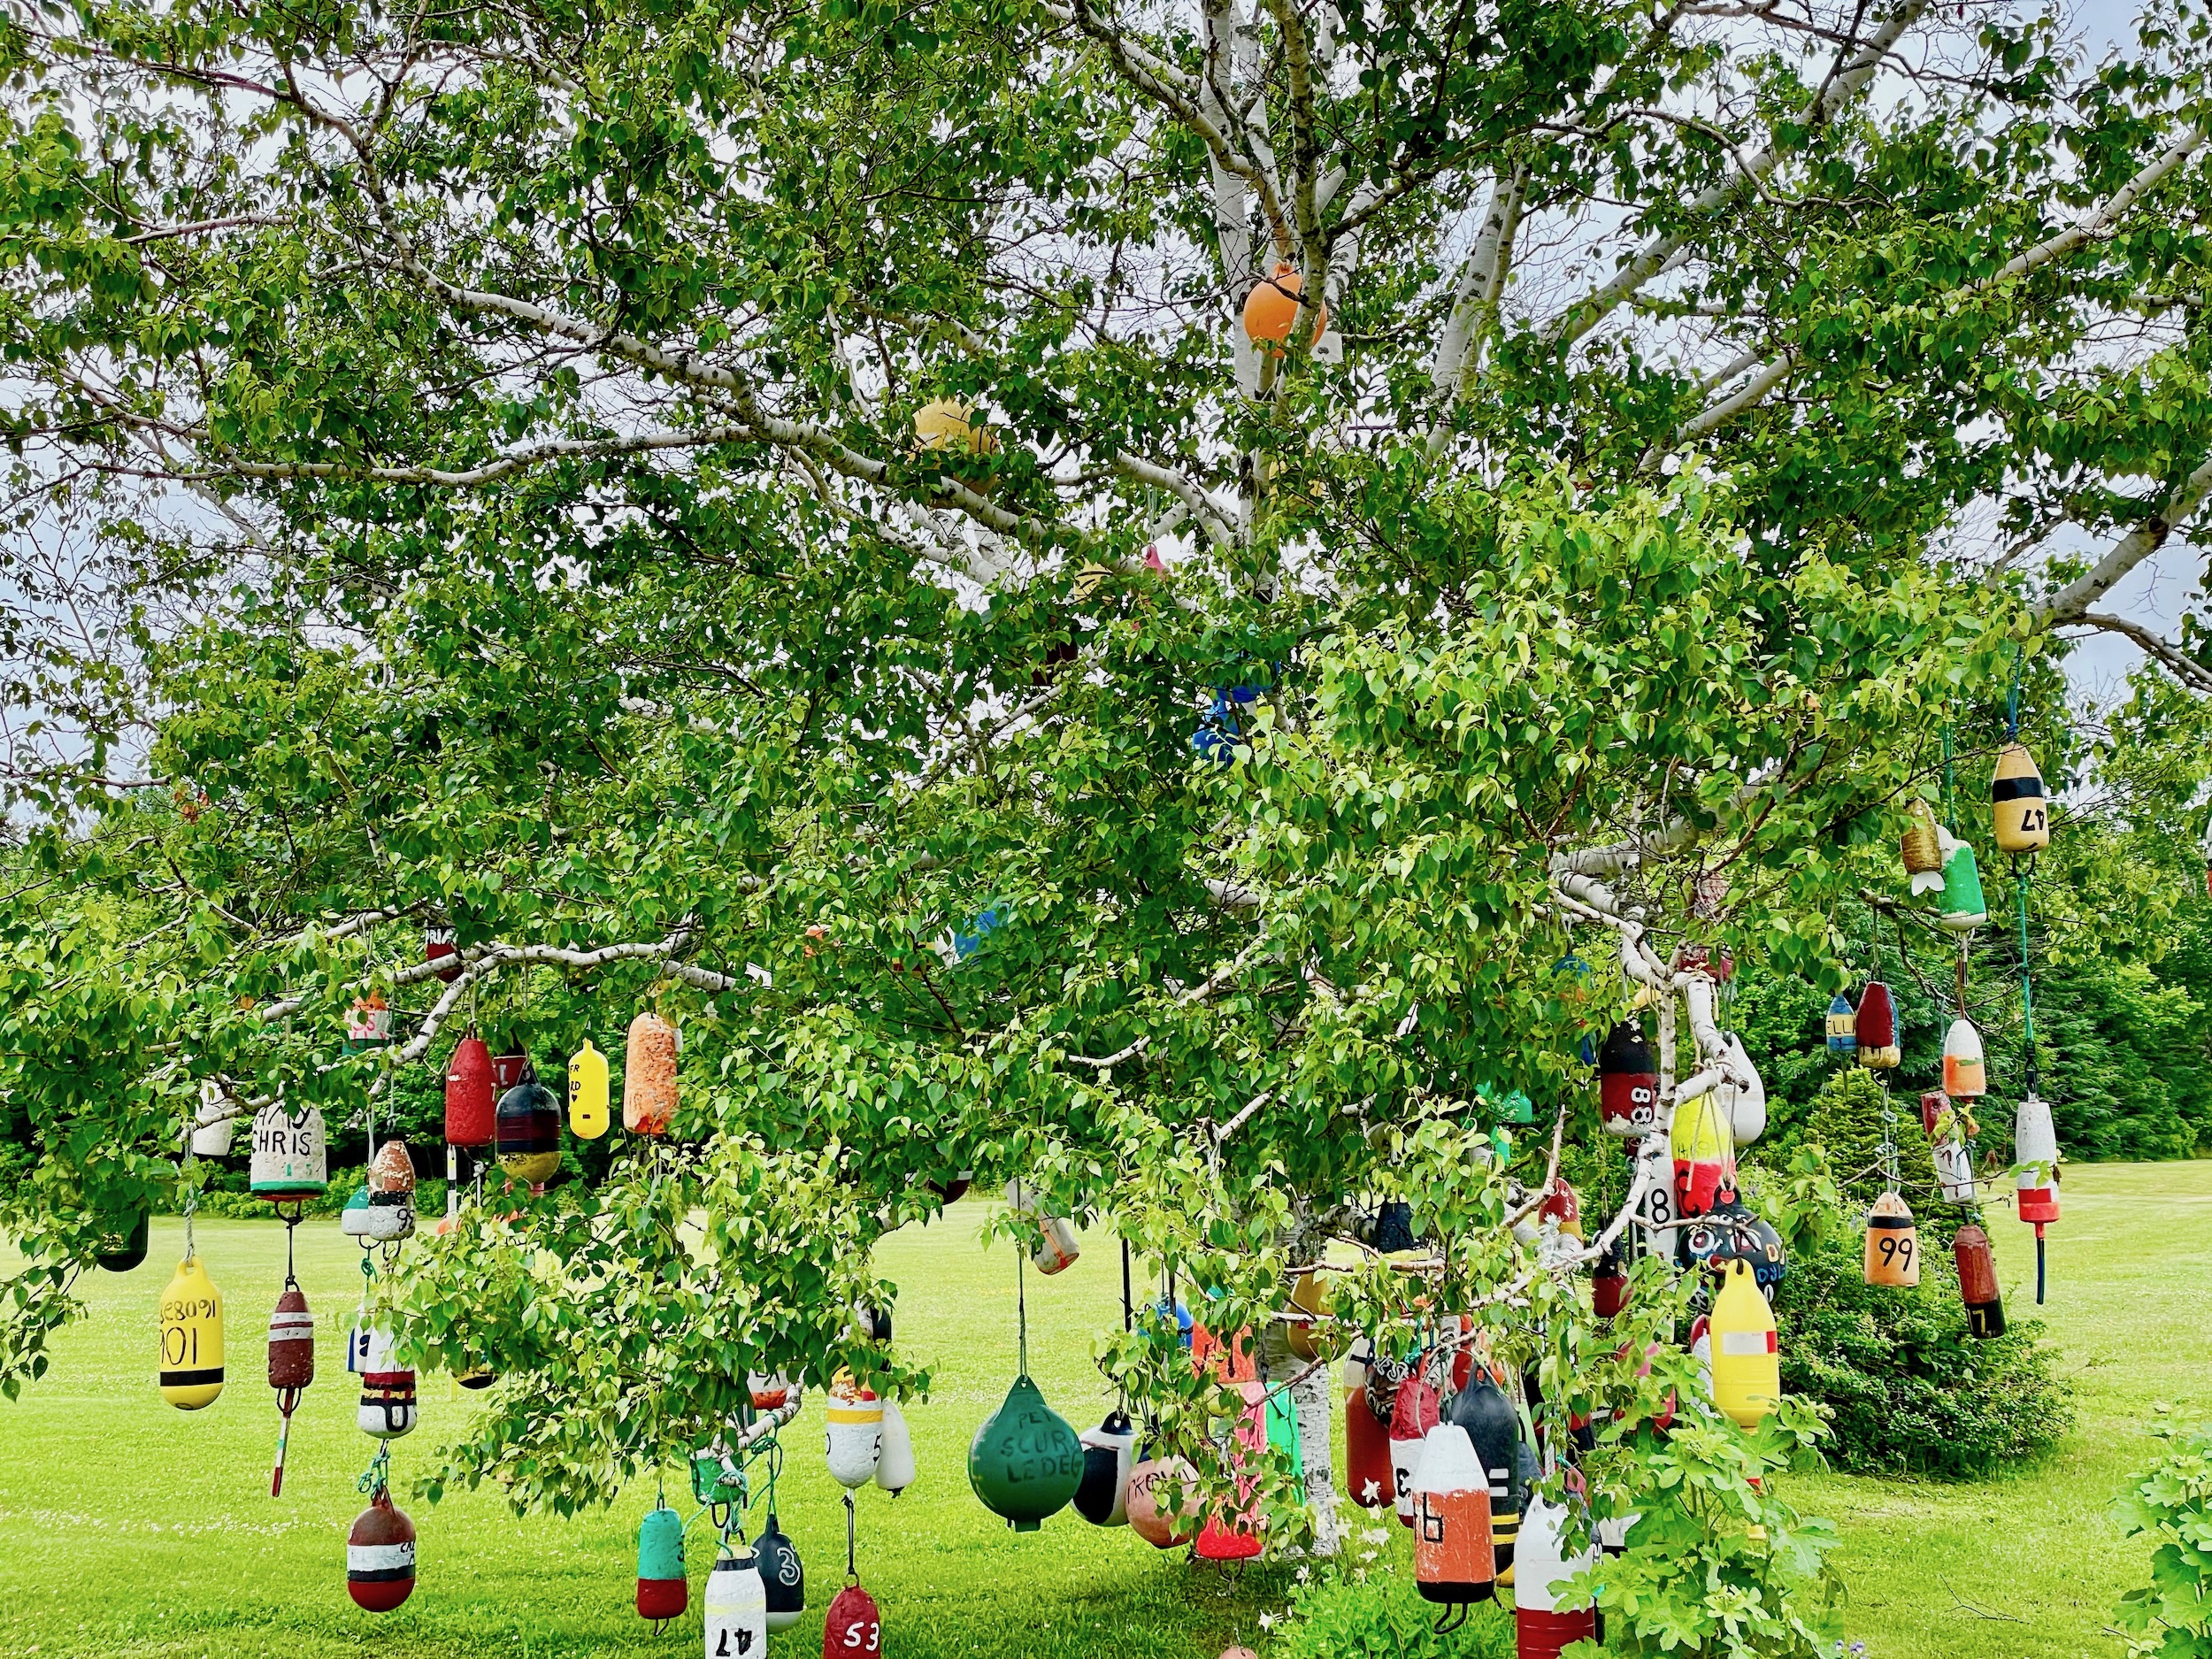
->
[347,1487,417,1611]
[266,1282,314,1496]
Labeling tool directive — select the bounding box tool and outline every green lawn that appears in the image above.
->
[0,1162,2201,1658]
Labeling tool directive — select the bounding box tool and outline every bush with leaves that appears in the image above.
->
[1267,1562,1514,1659]
[2114,1418,2212,1658]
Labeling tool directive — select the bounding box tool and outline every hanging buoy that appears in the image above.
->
[624,1010,679,1134]
[1003,1180,1081,1274]
[1368,1199,1419,1254]
[874,1397,917,1496]
[1285,1270,1330,1362]
[1591,1244,1630,1318]
[1074,1409,1136,1525]
[1410,1421,1495,1607]
[1824,993,1858,1057]
[968,1373,1082,1531]
[927,1171,973,1204]
[250,1100,328,1204]
[749,1371,793,1410]
[755,1509,804,1632]
[158,1253,225,1409]
[345,993,395,1052]
[1926,1092,1978,1203]
[1992,741,2051,853]
[1388,1361,1442,1528]
[704,1538,768,1659]
[266,1281,314,1495]
[822,1583,881,1659]
[567,1040,611,1140]
[1345,1368,1394,1509]
[1941,1018,1987,1099]
[1708,1258,1778,1429]
[191,1079,237,1156]
[1669,1088,1736,1219]
[491,1047,528,1092]
[1598,1019,1659,1135]
[1537,1179,1582,1260]
[1194,1384,1269,1563]
[1126,1452,1199,1548]
[1902,797,1945,893]
[1516,1493,1600,1658]
[366,1141,417,1241]
[1939,835,1988,933]
[425,923,462,984]
[2014,1090,2060,1302]
[912,398,998,457]
[346,1486,417,1612]
[357,1327,419,1440]
[1241,262,1327,349]
[1855,980,1901,1069]
[1445,1375,1523,1576]
[636,1505,687,1622]
[1862,1192,1919,1287]
[1716,1033,1767,1146]
[445,1034,496,1148]
[495,1064,563,1188]
[825,1371,884,1489]
[94,1212,149,1272]
[1954,1222,2007,1337]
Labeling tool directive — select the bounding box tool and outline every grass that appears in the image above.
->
[0,1161,2202,1658]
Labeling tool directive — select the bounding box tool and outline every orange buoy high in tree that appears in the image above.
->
[623,1010,678,1134]
[1241,262,1327,349]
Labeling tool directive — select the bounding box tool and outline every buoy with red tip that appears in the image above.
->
[1955,1222,2007,1337]
[1410,1421,1495,1611]
[623,1010,678,1134]
[2014,1091,2060,1302]
[158,1253,225,1409]
[635,1504,687,1623]
[1943,1018,1987,1098]
[1992,741,2051,852]
[1516,1493,1600,1658]
[1125,1452,1198,1548]
[826,1371,884,1490]
[1598,1019,1659,1135]
[1388,1359,1442,1527]
[1863,1192,1919,1287]
[444,1034,495,1148]
[357,1327,418,1440]
[1707,1258,1779,1429]
[266,1280,314,1495]
[1669,1088,1736,1219]
[346,1485,417,1612]
[1855,980,1900,1069]
[823,1583,880,1659]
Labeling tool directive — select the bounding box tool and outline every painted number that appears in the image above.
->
[1876,1236,1914,1271]
[841,1621,881,1651]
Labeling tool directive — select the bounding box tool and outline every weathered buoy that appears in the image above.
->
[491,1046,528,1092]
[1445,1375,1523,1575]
[1003,1179,1081,1274]
[1824,992,1858,1056]
[346,1486,417,1611]
[1411,1421,1495,1605]
[445,1034,496,1148]
[1194,1383,1270,1563]
[1943,1018,1987,1099]
[1537,1179,1583,1259]
[822,1583,880,1659]
[825,1371,884,1489]
[1126,1452,1199,1548]
[875,1396,917,1496]
[1854,980,1900,1070]
[1598,1019,1659,1135]
[636,1504,687,1622]
[623,1010,679,1134]
[158,1253,225,1409]
[567,1040,611,1140]
[1516,1493,1600,1658]
[1285,1270,1331,1362]
[755,1509,804,1632]
[357,1326,419,1440]
[250,1100,328,1204]
[191,1079,237,1156]
[968,1373,1082,1530]
[704,1539,768,1659]
[94,1211,149,1272]
[1708,1258,1778,1429]
[366,1141,417,1241]
[345,993,395,1051]
[1670,1088,1736,1219]
[1592,1243,1630,1318]
[1901,798,1944,892]
[1955,1223,2007,1337]
[1074,1409,1136,1525]
[1992,741,2051,853]
[1345,1367,1394,1509]
[1932,1133,1978,1205]
[495,1064,563,1188]
[1863,1192,1919,1287]
[912,397,998,456]
[749,1371,792,1410]
[266,1280,314,1495]
[1940,836,1988,933]
[1242,262,1327,349]
[1717,1033,1768,1146]
[1388,1362,1442,1528]
[425,923,462,983]
[2014,1090,2061,1302]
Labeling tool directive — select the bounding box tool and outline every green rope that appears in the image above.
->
[1941,725,1957,833]
[2016,864,2039,1092]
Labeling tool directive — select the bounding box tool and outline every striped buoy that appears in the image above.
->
[250,1100,328,1204]
[1992,742,2050,853]
[346,1487,417,1611]
[495,1064,563,1188]
[266,1281,314,1495]
[158,1254,225,1409]
[357,1326,418,1440]
[1410,1421,1494,1606]
[1597,1019,1659,1135]
[1444,1376,1523,1576]
[623,1011,679,1134]
[636,1505,687,1622]
[826,1372,884,1489]
[1388,1361,1441,1528]
[1074,1409,1137,1525]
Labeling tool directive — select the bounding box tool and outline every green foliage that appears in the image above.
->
[1801,1069,1900,1210]
[1774,1229,2070,1479]
[2114,1419,2212,1658]
[1268,1564,1513,1659]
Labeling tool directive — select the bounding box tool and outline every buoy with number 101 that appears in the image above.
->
[158,1253,225,1409]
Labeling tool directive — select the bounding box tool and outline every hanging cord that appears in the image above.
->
[843,1490,859,1586]
[1016,1234,1029,1377]
[1877,1080,1900,1197]
[357,1441,393,1500]
[1942,723,1959,833]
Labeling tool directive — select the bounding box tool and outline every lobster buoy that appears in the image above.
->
[567,1040,611,1140]
[822,1583,881,1659]
[250,1100,328,1204]
[347,1486,417,1611]
[425,923,462,983]
[1863,1192,1919,1287]
[1368,1199,1418,1254]
[1242,262,1326,348]
[1445,1376,1524,1574]
[623,1011,679,1134]
[357,1327,419,1440]
[1940,835,1988,933]
[1410,1421,1494,1605]
[1592,1243,1630,1318]
[1286,1270,1330,1361]
[1074,1409,1136,1525]
[366,1140,417,1241]
[1516,1494,1600,1658]
[2014,1090,2060,1302]
[1388,1361,1442,1527]
[491,1046,528,1092]
[1824,992,1858,1056]
[1194,1384,1269,1563]
[1125,1452,1199,1548]
[1932,1134,1978,1205]
[749,1371,793,1410]
[1955,1223,2007,1337]
[191,1079,237,1156]
[445,1034,496,1148]
[94,1212,149,1272]
[1537,1180,1582,1268]
[266,1281,314,1495]
[1943,1018,1987,1098]
[928,1171,973,1204]
[1855,980,1900,1069]
[1717,1033,1767,1146]
[1598,1019,1659,1135]
[1669,1089,1735,1219]
[495,1064,563,1188]
[756,1509,805,1631]
[874,1397,917,1496]
[912,398,997,456]
[704,1540,768,1659]
[1992,741,2051,853]
[1345,1364,1394,1509]
[158,1253,225,1409]
[825,1372,884,1489]
[636,1505,687,1622]
[1003,1180,1081,1274]
[1901,798,1944,892]
[969,1373,1082,1531]
[1708,1258,1778,1429]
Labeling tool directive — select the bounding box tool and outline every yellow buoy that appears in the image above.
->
[912,398,998,457]
[568,1040,610,1140]
[158,1254,225,1409]
[1991,742,2050,853]
[1707,1258,1778,1430]
[1901,798,1943,893]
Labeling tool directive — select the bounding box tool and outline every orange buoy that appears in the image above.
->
[1125,1453,1198,1548]
[1241,263,1326,348]
[1410,1421,1495,1607]
[1862,1192,1919,1287]
[1992,742,2051,853]
[623,1011,678,1134]
[1942,1018,1986,1098]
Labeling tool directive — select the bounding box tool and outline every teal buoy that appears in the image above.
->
[968,1375,1082,1532]
[635,1505,686,1622]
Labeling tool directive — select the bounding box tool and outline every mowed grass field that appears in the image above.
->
[0,1161,2204,1658]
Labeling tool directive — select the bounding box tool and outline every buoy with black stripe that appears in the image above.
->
[1598,1019,1659,1135]
[1445,1375,1524,1576]
[347,1485,417,1611]
[636,1504,687,1623]
[1863,1192,1919,1287]
[357,1326,418,1440]
[1074,1409,1136,1525]
[567,1040,611,1140]
[158,1252,225,1409]
[266,1280,315,1494]
[495,1061,563,1189]
[1992,741,2051,853]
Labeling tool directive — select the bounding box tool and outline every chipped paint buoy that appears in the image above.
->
[445,1034,496,1148]
[347,1486,417,1611]
[636,1504,687,1622]
[623,1011,679,1135]
[357,1326,419,1440]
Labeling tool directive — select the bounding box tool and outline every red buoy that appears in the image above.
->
[1344,1379,1394,1509]
[1592,1244,1629,1318]
[425,924,462,984]
[1954,1224,2006,1339]
[1598,1019,1659,1135]
[1854,981,1900,1069]
[823,1582,880,1658]
[266,1281,314,1496]
[347,1487,417,1611]
[444,1035,495,1148]
[1388,1361,1441,1528]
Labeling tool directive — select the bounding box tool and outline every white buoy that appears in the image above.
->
[874,1397,917,1495]
[703,1540,768,1659]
